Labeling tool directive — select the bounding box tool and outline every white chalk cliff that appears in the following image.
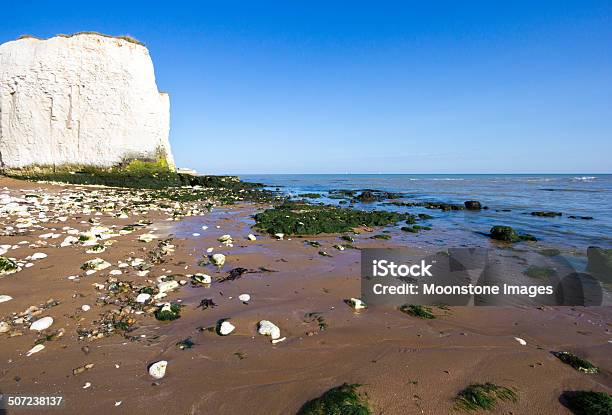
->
[0,33,174,171]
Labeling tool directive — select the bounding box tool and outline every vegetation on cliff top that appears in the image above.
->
[17,32,144,46]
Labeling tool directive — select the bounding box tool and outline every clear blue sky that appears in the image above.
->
[3,1,611,174]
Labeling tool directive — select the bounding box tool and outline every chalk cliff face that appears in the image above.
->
[0,33,174,171]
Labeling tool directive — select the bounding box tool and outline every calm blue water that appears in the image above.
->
[241,174,612,249]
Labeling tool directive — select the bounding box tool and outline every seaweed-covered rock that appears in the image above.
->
[297,383,371,415]
[587,247,612,281]
[254,202,407,235]
[489,226,536,243]
[0,256,19,275]
[561,390,612,415]
[531,211,562,217]
[490,226,520,242]
[464,201,482,210]
[553,351,599,373]
[154,303,181,321]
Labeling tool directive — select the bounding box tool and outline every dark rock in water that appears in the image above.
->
[418,213,434,220]
[490,226,519,242]
[519,233,537,241]
[531,211,562,217]
[355,190,378,202]
[490,226,536,242]
[464,201,482,210]
[425,202,464,211]
[568,215,594,220]
[587,247,612,282]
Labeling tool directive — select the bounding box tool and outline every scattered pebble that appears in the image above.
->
[0,294,13,303]
[26,344,45,356]
[211,253,226,267]
[30,316,54,331]
[347,298,367,310]
[258,320,281,340]
[148,360,168,379]
[218,321,236,336]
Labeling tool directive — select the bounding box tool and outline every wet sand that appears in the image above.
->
[0,177,610,414]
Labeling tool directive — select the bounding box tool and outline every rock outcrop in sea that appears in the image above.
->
[0,32,174,172]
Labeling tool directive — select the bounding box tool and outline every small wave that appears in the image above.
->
[429,178,465,181]
[572,176,597,182]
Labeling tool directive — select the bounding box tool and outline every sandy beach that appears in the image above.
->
[0,177,610,414]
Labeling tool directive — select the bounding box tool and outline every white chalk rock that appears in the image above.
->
[0,294,13,303]
[30,316,53,331]
[193,273,212,284]
[82,258,111,272]
[136,293,151,303]
[514,337,527,346]
[31,252,47,260]
[60,236,79,247]
[157,280,179,293]
[348,298,367,310]
[0,33,174,170]
[0,321,11,333]
[81,305,91,312]
[238,294,251,303]
[26,344,45,356]
[218,321,236,336]
[148,360,168,379]
[211,253,226,267]
[258,320,281,340]
[218,234,232,242]
[274,233,284,240]
[139,234,158,243]
[247,234,257,241]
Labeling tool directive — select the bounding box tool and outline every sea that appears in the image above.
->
[240,174,612,250]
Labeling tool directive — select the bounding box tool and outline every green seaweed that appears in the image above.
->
[539,248,561,257]
[154,303,181,321]
[297,383,371,415]
[562,391,612,415]
[454,383,517,412]
[0,256,18,274]
[490,226,519,242]
[176,337,195,350]
[531,211,562,217]
[399,304,436,319]
[254,202,407,235]
[523,266,556,279]
[553,352,599,373]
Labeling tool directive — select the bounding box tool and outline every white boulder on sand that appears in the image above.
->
[30,316,53,331]
[0,33,174,171]
[148,360,167,379]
